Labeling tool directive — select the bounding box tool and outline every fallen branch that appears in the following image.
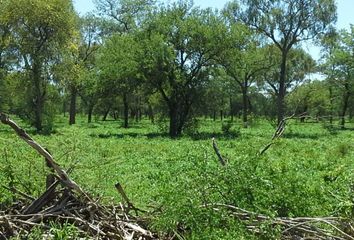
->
[203,203,354,240]
[0,113,156,239]
[212,138,227,166]
[115,182,146,214]
[259,114,297,155]
[0,113,85,195]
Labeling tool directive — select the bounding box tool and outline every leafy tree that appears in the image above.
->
[5,0,77,132]
[287,80,331,121]
[324,26,354,128]
[97,34,141,128]
[54,14,101,125]
[0,0,15,112]
[319,27,339,124]
[238,0,337,123]
[140,1,227,137]
[261,45,316,115]
[219,21,270,127]
[94,0,154,32]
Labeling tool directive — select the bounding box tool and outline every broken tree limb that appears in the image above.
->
[202,203,354,240]
[259,113,298,155]
[2,185,35,201]
[212,138,227,166]
[115,183,146,214]
[0,113,85,196]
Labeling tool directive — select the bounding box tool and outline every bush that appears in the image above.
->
[221,121,240,137]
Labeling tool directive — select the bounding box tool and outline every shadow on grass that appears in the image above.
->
[189,132,240,140]
[89,132,169,139]
[89,131,240,140]
[283,132,325,140]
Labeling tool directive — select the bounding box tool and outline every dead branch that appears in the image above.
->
[0,113,156,239]
[212,138,227,166]
[202,203,354,240]
[0,113,85,195]
[259,113,297,155]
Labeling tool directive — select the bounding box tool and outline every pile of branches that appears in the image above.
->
[2,112,354,239]
[0,113,155,239]
[204,203,354,240]
[211,137,354,239]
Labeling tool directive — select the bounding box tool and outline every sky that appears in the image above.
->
[73,0,353,29]
[73,0,353,62]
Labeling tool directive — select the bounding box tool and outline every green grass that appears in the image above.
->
[1,115,354,239]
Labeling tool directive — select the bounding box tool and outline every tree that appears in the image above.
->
[319,27,339,124]
[261,45,316,116]
[94,0,154,32]
[239,0,336,123]
[140,1,227,137]
[98,34,141,128]
[287,80,331,121]
[5,0,77,132]
[0,0,16,112]
[219,21,270,127]
[54,14,101,125]
[324,26,354,128]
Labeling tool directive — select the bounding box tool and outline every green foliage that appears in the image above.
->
[139,1,228,137]
[1,117,354,238]
[221,120,240,137]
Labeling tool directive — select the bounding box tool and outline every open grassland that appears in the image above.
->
[1,116,354,239]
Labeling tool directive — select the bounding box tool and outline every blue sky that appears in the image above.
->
[73,0,353,30]
[73,0,353,62]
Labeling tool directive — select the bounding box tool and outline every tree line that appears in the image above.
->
[0,0,352,137]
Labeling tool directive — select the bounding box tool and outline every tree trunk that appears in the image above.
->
[87,104,94,123]
[242,87,248,128]
[220,110,223,121]
[340,83,350,129]
[33,62,43,132]
[63,101,67,117]
[102,108,110,121]
[229,97,233,122]
[148,103,154,123]
[329,86,333,124]
[69,86,77,125]
[277,51,287,124]
[123,92,129,128]
[213,111,216,121]
[300,105,308,123]
[169,106,179,138]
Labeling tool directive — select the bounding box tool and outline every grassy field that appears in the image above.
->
[1,115,354,239]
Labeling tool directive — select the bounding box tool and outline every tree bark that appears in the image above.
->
[277,51,287,124]
[148,103,154,123]
[169,106,179,138]
[340,83,350,129]
[229,97,234,122]
[69,86,77,125]
[242,87,248,128]
[329,86,333,125]
[33,61,43,132]
[87,103,94,123]
[123,92,129,128]
[102,108,110,121]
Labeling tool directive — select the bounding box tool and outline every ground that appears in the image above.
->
[1,116,354,239]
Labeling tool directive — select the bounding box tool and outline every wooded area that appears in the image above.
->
[0,0,352,137]
[1,0,354,239]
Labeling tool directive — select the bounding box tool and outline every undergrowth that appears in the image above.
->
[1,116,354,239]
